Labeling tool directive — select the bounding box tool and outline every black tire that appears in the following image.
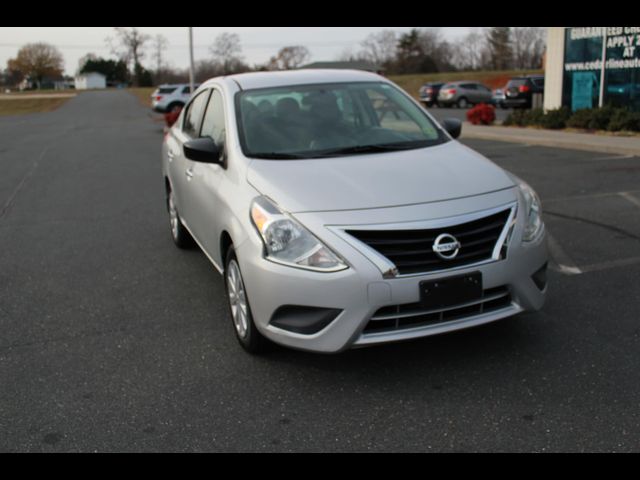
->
[457,97,469,109]
[167,187,194,249]
[167,102,184,113]
[224,246,269,354]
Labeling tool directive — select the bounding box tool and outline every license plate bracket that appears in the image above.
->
[420,272,483,309]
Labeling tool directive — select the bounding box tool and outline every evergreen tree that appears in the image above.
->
[486,27,514,70]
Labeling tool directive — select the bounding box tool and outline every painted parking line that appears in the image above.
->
[544,189,640,204]
[619,191,640,209]
[546,231,583,276]
[578,256,640,274]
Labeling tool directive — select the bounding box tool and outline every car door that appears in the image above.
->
[461,83,478,103]
[169,88,211,231]
[184,87,228,264]
[477,84,493,103]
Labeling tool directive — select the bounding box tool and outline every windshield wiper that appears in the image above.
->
[311,142,432,158]
[250,152,311,160]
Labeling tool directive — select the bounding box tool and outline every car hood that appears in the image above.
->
[246,140,516,213]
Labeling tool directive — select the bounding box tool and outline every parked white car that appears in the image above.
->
[151,84,199,113]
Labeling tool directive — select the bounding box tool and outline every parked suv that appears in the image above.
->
[151,84,200,113]
[438,81,493,108]
[418,82,444,107]
[504,75,544,109]
[162,69,547,354]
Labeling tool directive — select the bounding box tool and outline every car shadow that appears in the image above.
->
[260,312,548,383]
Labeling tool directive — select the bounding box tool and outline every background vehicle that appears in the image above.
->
[492,87,507,109]
[418,82,444,107]
[151,84,200,113]
[438,81,493,108]
[504,75,544,109]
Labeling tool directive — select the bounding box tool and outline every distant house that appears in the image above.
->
[54,77,75,90]
[300,61,385,75]
[75,72,106,90]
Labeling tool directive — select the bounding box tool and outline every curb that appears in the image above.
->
[461,123,640,157]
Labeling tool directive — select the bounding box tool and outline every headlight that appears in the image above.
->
[518,180,543,242]
[250,197,348,272]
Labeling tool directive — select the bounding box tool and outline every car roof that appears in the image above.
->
[220,69,385,91]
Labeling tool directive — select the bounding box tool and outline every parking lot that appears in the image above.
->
[1,91,640,452]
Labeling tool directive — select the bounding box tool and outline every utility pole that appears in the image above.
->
[189,27,195,95]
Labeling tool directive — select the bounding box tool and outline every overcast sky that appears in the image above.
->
[0,27,473,75]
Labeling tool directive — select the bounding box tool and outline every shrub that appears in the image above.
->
[503,109,528,127]
[607,109,640,132]
[523,108,546,127]
[587,105,617,130]
[539,107,571,129]
[466,103,496,125]
[566,108,594,129]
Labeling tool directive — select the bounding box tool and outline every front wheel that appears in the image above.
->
[457,97,469,109]
[167,189,194,249]
[225,247,269,354]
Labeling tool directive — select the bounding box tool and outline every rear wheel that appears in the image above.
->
[167,102,184,113]
[225,247,269,354]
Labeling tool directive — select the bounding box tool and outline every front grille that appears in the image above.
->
[363,286,512,334]
[346,209,511,275]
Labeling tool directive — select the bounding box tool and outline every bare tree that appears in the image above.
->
[512,27,545,69]
[359,30,398,67]
[151,34,169,73]
[210,32,245,74]
[451,28,488,70]
[267,46,310,70]
[107,27,150,86]
[7,43,64,89]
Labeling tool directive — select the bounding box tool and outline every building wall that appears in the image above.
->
[75,74,106,90]
[544,27,566,111]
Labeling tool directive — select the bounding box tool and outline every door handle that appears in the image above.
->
[167,150,176,161]
[185,167,194,180]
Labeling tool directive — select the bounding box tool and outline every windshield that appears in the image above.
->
[235,81,448,159]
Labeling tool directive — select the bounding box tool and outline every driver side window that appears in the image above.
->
[182,90,211,138]
[200,89,226,147]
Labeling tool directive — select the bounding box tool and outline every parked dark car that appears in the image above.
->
[504,75,544,109]
[418,82,445,107]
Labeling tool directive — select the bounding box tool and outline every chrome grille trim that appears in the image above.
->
[330,203,517,278]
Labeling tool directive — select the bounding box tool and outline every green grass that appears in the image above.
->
[389,70,544,99]
[128,87,155,108]
[0,97,71,116]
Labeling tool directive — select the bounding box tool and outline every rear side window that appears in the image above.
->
[183,90,211,138]
[159,87,177,94]
[507,79,527,87]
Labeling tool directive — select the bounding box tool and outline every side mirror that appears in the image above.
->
[184,138,222,164]
[441,118,462,139]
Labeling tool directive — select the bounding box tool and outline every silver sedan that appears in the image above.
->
[162,69,548,354]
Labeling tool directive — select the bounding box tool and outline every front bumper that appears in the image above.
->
[236,188,548,353]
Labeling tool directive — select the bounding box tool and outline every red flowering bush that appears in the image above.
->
[466,103,496,126]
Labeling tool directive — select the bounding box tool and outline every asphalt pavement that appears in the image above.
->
[426,105,511,124]
[1,91,640,452]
